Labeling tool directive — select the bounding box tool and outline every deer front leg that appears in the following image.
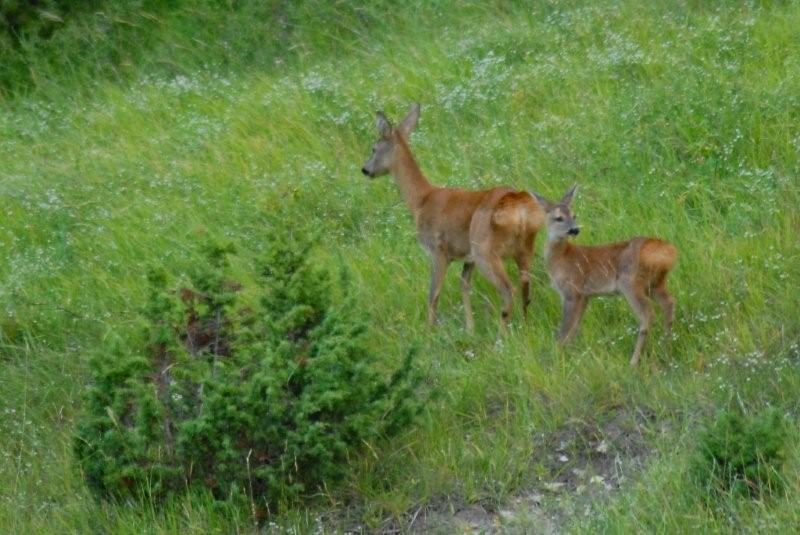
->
[558,295,587,343]
[427,252,448,326]
[461,262,476,332]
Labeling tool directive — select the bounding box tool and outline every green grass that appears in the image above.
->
[2,0,800,532]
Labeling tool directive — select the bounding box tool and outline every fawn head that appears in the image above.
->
[361,103,420,178]
[532,185,580,241]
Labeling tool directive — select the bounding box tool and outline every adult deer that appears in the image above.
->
[532,185,677,365]
[361,103,543,331]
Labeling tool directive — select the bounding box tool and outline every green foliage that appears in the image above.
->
[692,407,788,500]
[0,0,399,97]
[74,232,424,507]
[1,1,100,41]
[3,0,800,532]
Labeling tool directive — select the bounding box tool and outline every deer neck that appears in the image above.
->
[543,236,572,264]
[389,136,433,215]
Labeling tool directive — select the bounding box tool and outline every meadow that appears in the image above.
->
[1,1,799,532]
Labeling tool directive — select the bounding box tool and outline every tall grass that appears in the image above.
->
[1,0,799,532]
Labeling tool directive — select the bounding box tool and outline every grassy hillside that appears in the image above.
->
[2,0,800,532]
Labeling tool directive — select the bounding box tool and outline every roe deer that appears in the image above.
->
[532,185,677,366]
[361,103,544,331]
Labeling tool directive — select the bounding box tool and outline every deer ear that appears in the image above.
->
[531,192,553,211]
[560,184,577,206]
[376,111,392,137]
[398,103,420,138]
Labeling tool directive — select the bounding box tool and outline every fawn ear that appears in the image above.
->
[376,111,392,138]
[531,192,553,211]
[398,103,420,138]
[560,184,577,206]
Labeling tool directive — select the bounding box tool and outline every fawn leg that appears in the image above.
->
[558,295,587,343]
[622,288,654,366]
[651,279,675,336]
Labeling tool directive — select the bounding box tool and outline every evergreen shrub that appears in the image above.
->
[74,233,424,508]
[691,407,788,500]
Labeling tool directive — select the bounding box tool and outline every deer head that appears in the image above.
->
[361,103,420,178]
[532,185,580,241]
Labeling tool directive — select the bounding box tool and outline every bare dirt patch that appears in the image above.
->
[367,406,658,534]
[536,406,655,494]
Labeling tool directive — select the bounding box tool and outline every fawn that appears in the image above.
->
[361,103,544,331]
[532,185,677,365]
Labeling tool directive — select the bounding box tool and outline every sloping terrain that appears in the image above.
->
[1,1,799,532]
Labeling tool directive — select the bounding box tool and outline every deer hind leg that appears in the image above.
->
[460,262,476,332]
[650,275,675,336]
[515,250,533,320]
[622,286,654,366]
[427,252,449,326]
[558,295,587,343]
[476,254,514,327]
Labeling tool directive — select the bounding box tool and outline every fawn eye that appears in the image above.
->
[554,216,564,222]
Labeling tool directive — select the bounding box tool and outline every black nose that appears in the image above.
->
[568,227,580,236]
[361,167,370,176]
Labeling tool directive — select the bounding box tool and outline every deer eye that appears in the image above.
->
[554,216,564,222]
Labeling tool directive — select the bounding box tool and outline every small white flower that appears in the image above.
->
[543,481,565,492]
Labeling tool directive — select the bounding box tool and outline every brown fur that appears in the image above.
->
[362,104,544,330]
[533,187,677,366]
